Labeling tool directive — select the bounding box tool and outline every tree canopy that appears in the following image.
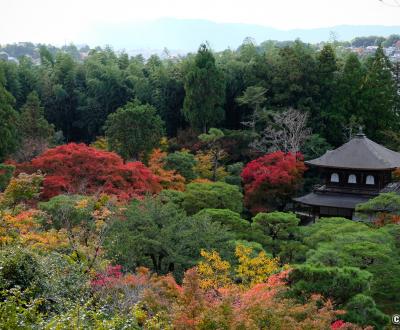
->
[105,101,165,160]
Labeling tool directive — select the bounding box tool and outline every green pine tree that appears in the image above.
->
[183,44,225,132]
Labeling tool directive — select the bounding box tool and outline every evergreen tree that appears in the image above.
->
[0,69,18,161]
[17,56,38,108]
[15,91,55,161]
[78,48,132,142]
[316,45,342,145]
[104,100,165,160]
[336,53,365,141]
[236,85,267,131]
[183,44,225,132]
[39,52,80,142]
[361,46,398,141]
[270,41,318,113]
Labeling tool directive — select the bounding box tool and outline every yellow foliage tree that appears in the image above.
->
[68,194,115,271]
[193,151,227,181]
[0,209,67,250]
[198,245,280,291]
[197,249,232,290]
[0,172,43,208]
[148,149,185,191]
[90,136,109,150]
[235,244,279,287]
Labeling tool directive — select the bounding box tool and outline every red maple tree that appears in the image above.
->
[241,151,306,214]
[17,143,161,200]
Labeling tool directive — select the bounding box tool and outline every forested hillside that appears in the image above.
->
[0,40,400,329]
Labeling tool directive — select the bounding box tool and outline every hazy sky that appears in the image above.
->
[1,0,399,45]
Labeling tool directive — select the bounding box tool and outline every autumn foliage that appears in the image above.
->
[16,143,161,200]
[148,148,185,191]
[0,209,67,249]
[197,245,280,290]
[241,151,306,214]
[136,267,350,329]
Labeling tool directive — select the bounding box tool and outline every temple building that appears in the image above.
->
[294,131,400,220]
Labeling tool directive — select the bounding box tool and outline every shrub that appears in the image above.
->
[182,182,243,215]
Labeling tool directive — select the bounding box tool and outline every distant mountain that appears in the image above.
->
[84,18,400,53]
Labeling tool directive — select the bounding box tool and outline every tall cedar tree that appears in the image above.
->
[77,48,131,141]
[183,44,225,132]
[105,101,165,160]
[361,46,398,141]
[0,69,18,161]
[15,91,55,161]
[40,52,80,142]
[336,53,365,139]
[316,45,342,146]
[271,41,318,114]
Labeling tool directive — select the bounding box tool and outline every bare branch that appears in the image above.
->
[251,108,311,153]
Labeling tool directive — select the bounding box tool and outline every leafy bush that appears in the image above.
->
[182,182,243,215]
[0,247,41,293]
[288,264,373,306]
[344,294,389,329]
[194,208,250,239]
[105,197,234,279]
[164,150,197,181]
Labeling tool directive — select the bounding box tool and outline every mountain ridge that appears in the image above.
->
[83,18,400,52]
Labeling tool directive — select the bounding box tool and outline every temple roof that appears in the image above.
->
[306,133,400,170]
[293,192,371,209]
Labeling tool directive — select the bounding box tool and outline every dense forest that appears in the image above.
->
[0,38,400,329]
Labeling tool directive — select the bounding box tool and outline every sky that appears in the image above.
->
[1,0,399,45]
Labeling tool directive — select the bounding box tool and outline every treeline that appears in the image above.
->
[0,42,89,61]
[0,40,399,163]
[350,34,400,47]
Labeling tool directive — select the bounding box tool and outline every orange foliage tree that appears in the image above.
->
[148,149,185,191]
[133,267,359,330]
[0,209,67,250]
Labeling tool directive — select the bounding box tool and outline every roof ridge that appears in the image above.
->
[306,135,400,170]
[362,137,392,167]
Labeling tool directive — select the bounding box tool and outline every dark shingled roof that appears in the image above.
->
[293,192,371,209]
[306,133,400,170]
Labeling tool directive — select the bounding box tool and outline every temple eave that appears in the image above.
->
[293,192,372,210]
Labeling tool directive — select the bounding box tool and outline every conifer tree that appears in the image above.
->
[336,53,365,140]
[183,44,225,132]
[0,69,18,161]
[16,91,55,161]
[316,45,341,145]
[361,46,398,141]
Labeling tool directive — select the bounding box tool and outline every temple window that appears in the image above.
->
[330,173,339,183]
[366,175,375,185]
[348,174,357,184]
